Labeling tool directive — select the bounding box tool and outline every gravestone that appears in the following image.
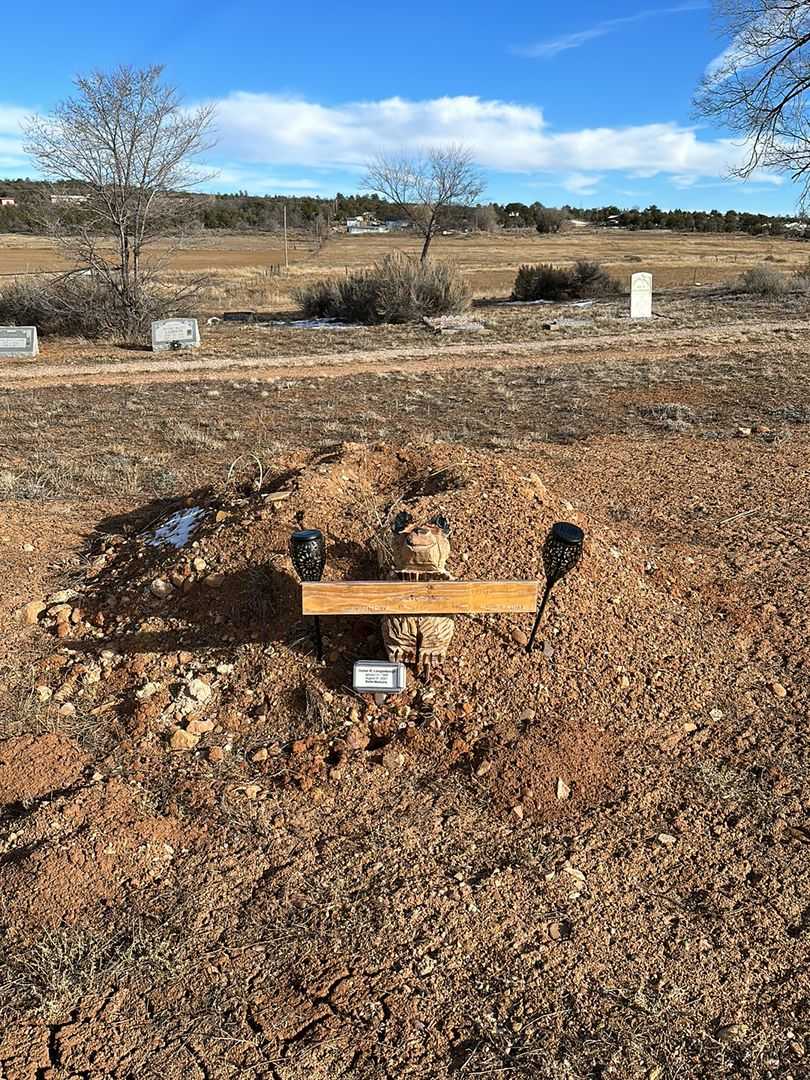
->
[0,326,38,359]
[630,273,653,319]
[151,318,200,352]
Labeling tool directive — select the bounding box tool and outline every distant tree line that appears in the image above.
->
[0,178,800,237]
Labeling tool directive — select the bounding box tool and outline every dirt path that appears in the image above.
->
[1,317,802,389]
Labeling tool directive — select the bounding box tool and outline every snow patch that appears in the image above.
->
[144,507,207,549]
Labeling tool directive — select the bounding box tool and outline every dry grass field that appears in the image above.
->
[2,226,809,309]
[1,228,809,1079]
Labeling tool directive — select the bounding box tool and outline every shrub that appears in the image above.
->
[512,260,620,302]
[0,276,198,341]
[739,264,791,295]
[294,254,470,324]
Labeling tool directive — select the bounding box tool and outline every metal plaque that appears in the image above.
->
[0,326,38,358]
[352,660,407,695]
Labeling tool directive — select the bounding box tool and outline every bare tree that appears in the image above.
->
[24,65,215,333]
[695,1,810,206]
[363,145,485,261]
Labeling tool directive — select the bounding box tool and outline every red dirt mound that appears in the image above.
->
[22,442,744,824]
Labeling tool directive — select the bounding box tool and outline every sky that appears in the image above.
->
[0,0,800,213]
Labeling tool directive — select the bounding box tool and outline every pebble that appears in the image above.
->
[736,426,752,438]
[23,543,34,553]
[345,726,369,751]
[169,727,200,751]
[710,707,724,721]
[771,681,787,698]
[23,600,46,625]
[250,747,268,762]
[187,718,215,735]
[475,759,492,777]
[556,778,571,800]
[58,703,76,718]
[187,678,212,704]
[657,833,677,846]
[204,573,225,589]
[510,628,529,647]
[208,746,225,764]
[193,557,207,572]
[35,685,52,702]
[511,804,524,820]
[150,578,172,600]
[48,590,77,605]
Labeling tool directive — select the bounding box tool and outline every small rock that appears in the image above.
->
[55,622,71,639]
[150,578,172,600]
[215,511,228,523]
[48,590,77,605]
[187,718,215,735]
[216,663,234,675]
[177,651,194,666]
[736,426,752,438]
[23,600,46,625]
[710,707,724,721]
[511,628,529,647]
[58,702,76,718]
[657,833,677,846]
[204,573,225,589]
[22,543,34,553]
[135,682,161,701]
[187,678,212,703]
[193,557,207,573]
[35,685,52,702]
[511,804,524,821]
[683,721,698,733]
[244,784,261,799]
[556,778,571,800]
[771,681,787,698]
[250,747,268,762]
[716,1023,747,1044]
[169,727,200,751]
[208,746,225,764]
[345,726,369,751]
[475,759,493,777]
[619,674,631,690]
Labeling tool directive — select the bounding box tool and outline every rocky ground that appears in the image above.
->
[1,288,809,1078]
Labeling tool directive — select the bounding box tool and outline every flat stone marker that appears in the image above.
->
[0,326,38,358]
[151,318,200,352]
[630,273,653,319]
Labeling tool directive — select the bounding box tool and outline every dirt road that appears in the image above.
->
[1,316,805,389]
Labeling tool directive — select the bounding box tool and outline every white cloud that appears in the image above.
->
[203,92,754,183]
[0,105,29,170]
[562,172,602,195]
[518,3,708,59]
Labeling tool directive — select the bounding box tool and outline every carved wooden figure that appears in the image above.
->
[382,511,455,670]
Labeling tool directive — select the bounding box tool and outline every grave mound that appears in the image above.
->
[27,441,742,822]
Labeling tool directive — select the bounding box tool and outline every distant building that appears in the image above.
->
[50,193,88,205]
[0,196,16,207]
[347,213,389,235]
[384,219,410,231]
[784,221,808,233]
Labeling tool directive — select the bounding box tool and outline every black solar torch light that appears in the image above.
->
[526,522,585,655]
[290,529,326,661]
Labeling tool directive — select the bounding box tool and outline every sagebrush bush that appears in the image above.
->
[512,260,621,302]
[0,276,196,340]
[294,254,470,324]
[739,264,792,295]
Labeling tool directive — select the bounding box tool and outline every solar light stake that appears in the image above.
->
[526,521,585,655]
[289,529,326,661]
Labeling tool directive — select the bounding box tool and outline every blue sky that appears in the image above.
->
[0,0,799,212]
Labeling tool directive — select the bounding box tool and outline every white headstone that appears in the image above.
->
[630,273,653,319]
[0,326,38,359]
[151,318,200,352]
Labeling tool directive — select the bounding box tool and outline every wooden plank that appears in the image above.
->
[302,580,538,616]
